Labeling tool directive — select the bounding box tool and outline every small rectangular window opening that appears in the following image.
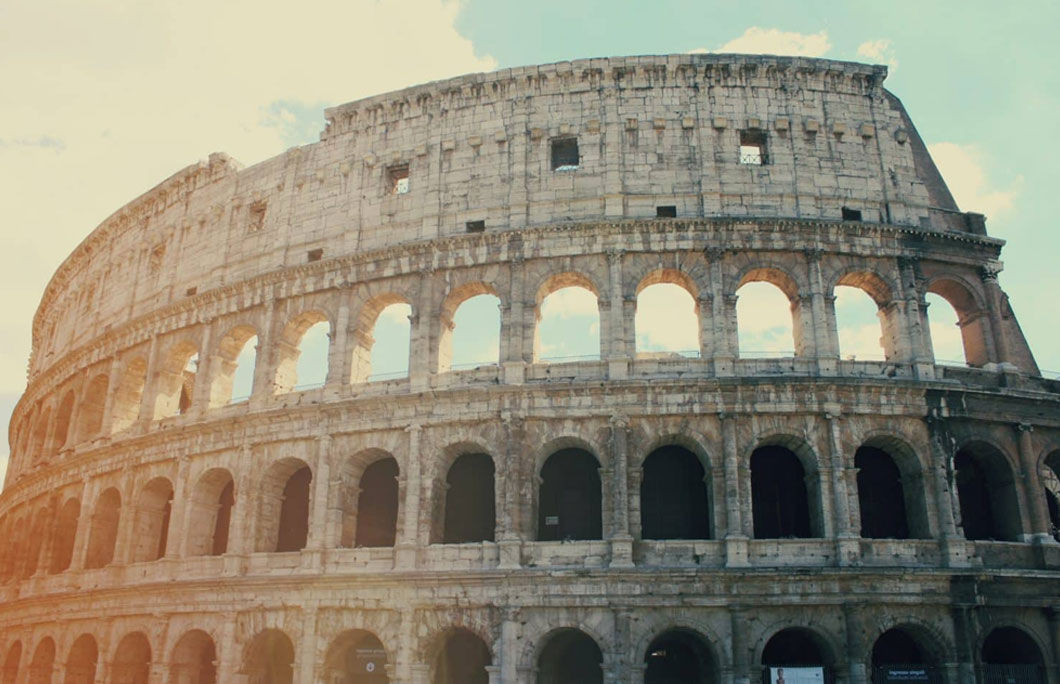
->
[656,205,677,218]
[739,129,768,165]
[185,287,197,297]
[841,207,863,222]
[551,137,579,171]
[388,164,410,194]
[248,201,267,231]
[466,220,486,233]
[307,248,324,262]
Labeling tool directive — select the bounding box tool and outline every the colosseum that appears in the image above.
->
[1,52,1058,684]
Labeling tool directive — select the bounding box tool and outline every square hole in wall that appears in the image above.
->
[841,207,863,221]
[307,248,323,262]
[185,287,197,297]
[656,205,677,218]
[387,164,410,194]
[739,129,768,165]
[550,137,579,171]
[466,220,486,233]
[248,200,267,231]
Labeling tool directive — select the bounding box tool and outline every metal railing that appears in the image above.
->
[367,370,408,382]
[739,350,796,358]
[450,361,500,371]
[535,354,601,363]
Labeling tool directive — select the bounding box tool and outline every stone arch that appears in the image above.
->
[437,282,502,373]
[634,269,702,358]
[84,487,121,569]
[169,629,217,684]
[30,405,51,463]
[642,627,720,684]
[854,435,929,540]
[427,627,492,684]
[255,458,313,553]
[20,506,49,579]
[1,641,20,684]
[978,624,1047,665]
[537,444,603,542]
[63,633,98,684]
[756,624,842,669]
[323,629,390,684]
[533,272,603,363]
[749,435,825,538]
[110,631,151,684]
[631,617,729,677]
[208,325,258,407]
[111,357,148,433]
[28,637,54,684]
[535,627,603,684]
[926,276,990,367]
[857,433,933,540]
[186,467,235,557]
[954,440,1023,542]
[435,447,496,545]
[48,496,80,573]
[130,476,174,562]
[832,269,900,361]
[867,619,952,672]
[1040,449,1060,541]
[639,443,712,540]
[832,269,896,307]
[342,450,400,548]
[734,266,806,358]
[153,339,199,419]
[241,629,295,684]
[48,389,75,456]
[76,374,108,441]
[351,293,414,384]
[274,309,331,394]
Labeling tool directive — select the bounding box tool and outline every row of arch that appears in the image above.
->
[14,259,994,472]
[0,622,1049,684]
[5,437,1058,580]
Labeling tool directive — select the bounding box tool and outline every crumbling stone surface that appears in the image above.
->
[1,54,1058,684]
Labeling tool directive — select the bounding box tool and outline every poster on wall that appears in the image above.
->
[770,666,825,684]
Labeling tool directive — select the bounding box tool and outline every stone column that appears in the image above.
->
[113,468,138,565]
[730,606,751,684]
[722,414,749,567]
[927,419,970,568]
[307,435,332,558]
[843,603,868,684]
[1045,607,1060,684]
[606,250,630,380]
[979,263,1011,366]
[501,255,527,384]
[71,477,97,571]
[395,607,416,684]
[168,456,190,558]
[297,604,318,684]
[825,410,859,566]
[896,257,935,380]
[951,606,976,684]
[189,322,214,418]
[1015,424,1055,544]
[707,248,735,376]
[498,416,523,569]
[135,335,162,428]
[227,445,255,558]
[327,295,351,387]
[409,271,436,392]
[609,414,634,568]
[500,608,521,684]
[98,356,124,437]
[803,248,830,366]
[217,613,243,683]
[396,424,422,568]
[250,298,278,408]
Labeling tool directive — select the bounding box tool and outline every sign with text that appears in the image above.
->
[770,667,824,684]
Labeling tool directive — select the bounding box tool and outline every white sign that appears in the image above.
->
[771,667,824,684]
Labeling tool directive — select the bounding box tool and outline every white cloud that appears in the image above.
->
[856,39,899,71]
[635,284,699,353]
[692,28,831,57]
[736,283,795,354]
[540,287,599,319]
[928,142,1021,219]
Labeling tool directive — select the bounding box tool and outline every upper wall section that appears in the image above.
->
[30,54,968,377]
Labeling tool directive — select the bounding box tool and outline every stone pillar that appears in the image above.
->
[730,606,751,684]
[135,335,162,428]
[803,248,830,364]
[825,410,859,566]
[606,250,630,380]
[722,414,749,567]
[71,477,97,571]
[395,607,416,684]
[498,416,523,569]
[250,298,278,408]
[307,435,332,553]
[951,606,977,684]
[1046,607,1060,684]
[298,604,318,684]
[409,272,436,392]
[327,295,351,387]
[979,263,1011,366]
[500,608,521,684]
[896,257,935,379]
[927,419,971,568]
[217,613,243,683]
[189,322,214,418]
[228,445,255,557]
[168,456,190,558]
[609,414,634,568]
[843,603,868,684]
[706,248,735,376]
[98,356,124,437]
[396,424,422,568]
[1015,424,1055,544]
[113,469,137,564]
[501,255,528,384]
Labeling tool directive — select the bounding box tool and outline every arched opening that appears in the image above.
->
[537,449,602,541]
[635,282,700,358]
[84,488,121,569]
[20,509,47,579]
[926,278,989,367]
[537,629,602,684]
[28,638,54,684]
[855,447,910,539]
[644,629,716,684]
[2,641,21,684]
[442,453,495,544]
[761,628,832,683]
[187,469,235,557]
[277,466,312,552]
[153,342,199,419]
[76,375,108,440]
[111,358,147,433]
[640,446,711,540]
[111,632,151,684]
[955,444,1022,542]
[981,627,1044,684]
[169,629,217,684]
[440,290,501,372]
[323,630,389,684]
[30,407,50,462]
[274,312,330,394]
[1042,453,1060,542]
[535,282,600,363]
[242,629,294,684]
[63,634,98,684]
[49,390,75,455]
[354,458,399,548]
[871,628,939,684]
[369,303,412,381]
[433,629,490,684]
[736,279,798,358]
[208,326,258,407]
[834,284,888,361]
[130,477,174,562]
[751,446,815,539]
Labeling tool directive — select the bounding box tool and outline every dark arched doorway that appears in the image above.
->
[640,447,711,540]
[537,629,602,684]
[871,628,940,684]
[644,629,715,684]
[981,627,1044,684]
[538,449,602,541]
[433,629,490,684]
[855,447,910,539]
[442,453,496,544]
[324,631,389,684]
[751,447,813,539]
[761,629,831,684]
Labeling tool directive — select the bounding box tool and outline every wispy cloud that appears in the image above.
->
[691,28,832,57]
[928,142,1021,219]
[857,39,899,71]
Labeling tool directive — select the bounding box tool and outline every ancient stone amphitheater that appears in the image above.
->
[1,53,1059,684]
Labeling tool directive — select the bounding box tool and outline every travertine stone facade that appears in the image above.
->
[1,54,1059,684]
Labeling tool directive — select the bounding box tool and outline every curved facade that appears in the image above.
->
[2,54,1059,684]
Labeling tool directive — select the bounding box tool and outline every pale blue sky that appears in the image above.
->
[1,0,1056,478]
